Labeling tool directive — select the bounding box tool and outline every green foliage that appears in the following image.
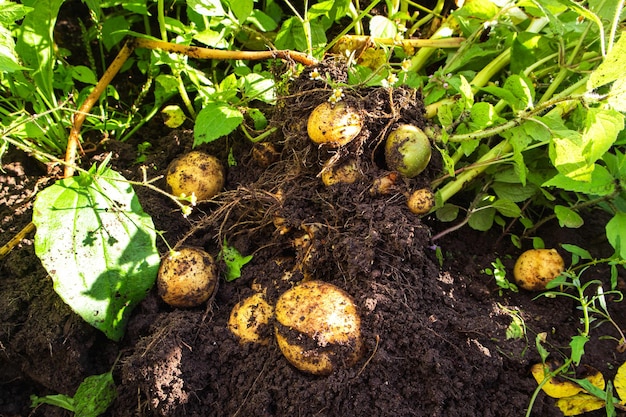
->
[32,158,160,340]
[31,371,117,417]
[483,257,518,295]
[220,239,253,282]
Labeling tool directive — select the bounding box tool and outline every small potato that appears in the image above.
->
[407,188,435,215]
[513,248,565,291]
[385,124,431,178]
[228,293,274,345]
[166,151,225,201]
[274,280,363,375]
[321,159,360,186]
[157,247,218,307]
[307,102,363,147]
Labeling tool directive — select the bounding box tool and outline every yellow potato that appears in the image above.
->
[166,151,225,201]
[513,248,565,291]
[407,188,435,215]
[228,293,274,345]
[307,102,363,147]
[321,159,361,186]
[157,247,218,308]
[274,280,363,375]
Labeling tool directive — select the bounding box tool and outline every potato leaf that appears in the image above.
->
[32,164,160,341]
[555,393,605,416]
[194,101,243,147]
[588,32,626,89]
[73,372,117,417]
[615,361,626,404]
[606,213,626,261]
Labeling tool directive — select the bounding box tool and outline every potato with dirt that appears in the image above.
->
[407,188,435,214]
[307,101,363,147]
[385,124,432,178]
[274,280,363,375]
[166,151,225,201]
[157,247,218,307]
[228,293,274,345]
[513,248,565,291]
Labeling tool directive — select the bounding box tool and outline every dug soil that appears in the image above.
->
[2,60,626,417]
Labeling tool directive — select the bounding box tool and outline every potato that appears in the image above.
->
[157,247,218,307]
[228,293,274,345]
[321,159,360,186]
[513,248,565,291]
[274,280,363,375]
[385,124,431,178]
[166,151,225,201]
[407,188,435,215]
[307,102,363,147]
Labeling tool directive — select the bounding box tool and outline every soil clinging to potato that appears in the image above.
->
[1,59,625,417]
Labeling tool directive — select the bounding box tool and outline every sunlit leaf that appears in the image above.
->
[194,102,243,147]
[588,31,626,89]
[615,361,626,404]
[555,393,605,416]
[554,205,584,228]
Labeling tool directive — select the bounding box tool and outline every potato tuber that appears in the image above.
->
[385,124,431,178]
[307,102,363,147]
[513,248,565,291]
[166,151,225,202]
[274,280,363,375]
[157,247,218,308]
[228,293,274,345]
[407,188,435,215]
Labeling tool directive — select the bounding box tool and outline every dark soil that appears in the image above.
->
[2,24,626,417]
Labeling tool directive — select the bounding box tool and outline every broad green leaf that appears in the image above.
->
[554,205,584,228]
[606,213,626,260]
[248,10,278,32]
[435,203,459,222]
[227,0,252,23]
[469,102,497,130]
[588,31,626,89]
[468,207,495,231]
[543,165,615,196]
[194,102,243,147]
[492,181,538,202]
[549,107,623,182]
[186,0,225,16]
[240,73,275,103]
[15,0,65,103]
[32,166,160,341]
[100,15,129,51]
[608,77,626,112]
[492,199,521,217]
[369,15,396,38]
[73,372,116,417]
[275,17,307,51]
[0,0,32,25]
[71,65,98,84]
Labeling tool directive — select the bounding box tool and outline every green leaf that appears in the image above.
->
[607,77,626,112]
[31,394,75,411]
[227,0,252,23]
[221,240,253,282]
[468,207,495,231]
[570,335,588,366]
[0,0,33,25]
[161,105,186,128]
[435,203,459,222]
[73,372,116,417]
[71,65,98,84]
[32,166,160,341]
[606,212,626,260]
[15,0,65,103]
[194,102,243,147]
[247,10,278,32]
[186,0,225,16]
[561,244,592,260]
[543,164,615,196]
[554,205,584,228]
[240,73,275,103]
[492,199,522,217]
[588,31,626,89]
[369,15,397,38]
